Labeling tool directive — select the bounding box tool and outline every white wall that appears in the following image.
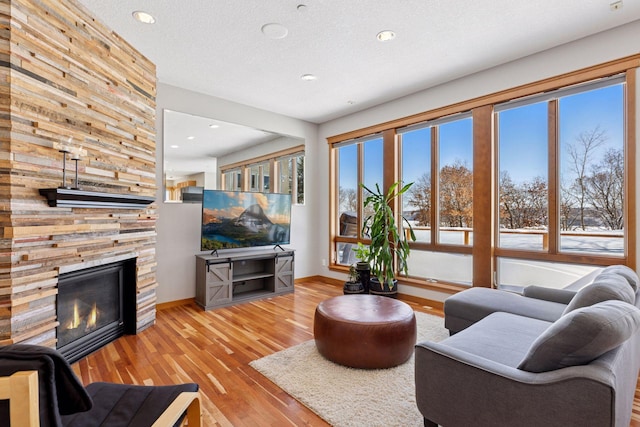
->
[316,20,640,302]
[155,84,318,303]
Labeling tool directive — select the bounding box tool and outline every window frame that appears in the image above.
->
[219,145,305,203]
[328,55,638,291]
[494,75,627,265]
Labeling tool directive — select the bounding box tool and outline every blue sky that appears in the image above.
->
[339,82,624,192]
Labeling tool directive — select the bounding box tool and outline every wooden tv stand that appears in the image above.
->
[195,248,294,310]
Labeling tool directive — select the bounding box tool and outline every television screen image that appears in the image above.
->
[201,190,292,251]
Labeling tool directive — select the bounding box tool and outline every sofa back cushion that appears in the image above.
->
[518,300,640,373]
[562,273,634,315]
[601,265,638,291]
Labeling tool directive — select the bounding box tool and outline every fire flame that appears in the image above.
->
[86,302,97,331]
[64,300,98,332]
[67,301,81,330]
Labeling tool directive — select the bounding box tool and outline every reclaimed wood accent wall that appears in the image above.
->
[0,0,157,346]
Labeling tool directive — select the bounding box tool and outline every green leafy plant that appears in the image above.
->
[347,264,360,282]
[353,242,370,263]
[360,181,416,289]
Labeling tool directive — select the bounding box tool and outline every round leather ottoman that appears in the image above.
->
[313,294,417,369]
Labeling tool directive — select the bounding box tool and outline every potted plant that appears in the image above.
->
[360,181,415,297]
[353,243,371,293]
[343,264,365,294]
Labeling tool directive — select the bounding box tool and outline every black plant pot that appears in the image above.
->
[343,281,365,295]
[368,277,398,298]
[355,262,370,293]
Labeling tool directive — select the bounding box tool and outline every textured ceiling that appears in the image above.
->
[77,0,640,124]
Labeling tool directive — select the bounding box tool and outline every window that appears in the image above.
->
[219,146,304,203]
[396,115,474,286]
[249,162,270,192]
[494,76,627,289]
[438,117,473,246]
[558,83,625,255]
[329,59,635,292]
[497,101,548,251]
[222,168,242,191]
[338,143,358,237]
[401,127,431,243]
[276,152,305,203]
[334,134,383,266]
[362,137,384,231]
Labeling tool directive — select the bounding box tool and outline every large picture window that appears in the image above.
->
[558,82,625,255]
[497,101,548,251]
[495,76,627,288]
[334,134,383,266]
[328,59,636,293]
[397,114,474,285]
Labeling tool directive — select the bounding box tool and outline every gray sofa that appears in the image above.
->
[415,266,640,427]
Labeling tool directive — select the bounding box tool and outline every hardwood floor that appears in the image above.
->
[71,279,640,426]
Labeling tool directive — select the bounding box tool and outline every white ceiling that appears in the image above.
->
[77,0,640,125]
[163,110,280,179]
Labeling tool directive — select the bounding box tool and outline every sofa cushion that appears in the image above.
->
[518,300,640,373]
[562,273,634,315]
[601,265,639,291]
[444,287,566,334]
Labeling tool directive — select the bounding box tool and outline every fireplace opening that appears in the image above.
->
[57,259,136,363]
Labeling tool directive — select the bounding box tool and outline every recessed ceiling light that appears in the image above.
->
[170,145,179,149]
[187,136,195,140]
[209,124,220,129]
[132,11,156,24]
[261,23,288,39]
[301,74,317,81]
[376,30,396,42]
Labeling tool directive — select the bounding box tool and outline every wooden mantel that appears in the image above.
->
[39,188,155,209]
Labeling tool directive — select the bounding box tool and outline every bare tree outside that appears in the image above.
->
[339,186,357,214]
[560,181,578,231]
[565,125,608,230]
[586,148,624,230]
[499,171,547,229]
[499,171,526,229]
[524,176,548,227]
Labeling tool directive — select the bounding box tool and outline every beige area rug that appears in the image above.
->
[249,312,449,427]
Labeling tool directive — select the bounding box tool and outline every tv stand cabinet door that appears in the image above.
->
[274,254,294,294]
[197,259,232,309]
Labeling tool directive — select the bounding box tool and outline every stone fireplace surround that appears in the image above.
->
[1,0,158,349]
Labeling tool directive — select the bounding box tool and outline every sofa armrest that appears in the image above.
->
[415,341,616,427]
[522,286,576,305]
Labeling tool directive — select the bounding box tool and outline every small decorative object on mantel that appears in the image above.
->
[58,146,71,189]
[44,139,154,209]
[53,138,85,189]
[71,153,81,189]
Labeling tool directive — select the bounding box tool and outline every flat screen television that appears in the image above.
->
[201,190,292,251]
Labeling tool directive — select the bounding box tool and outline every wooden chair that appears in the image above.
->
[0,370,40,426]
[0,344,201,427]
